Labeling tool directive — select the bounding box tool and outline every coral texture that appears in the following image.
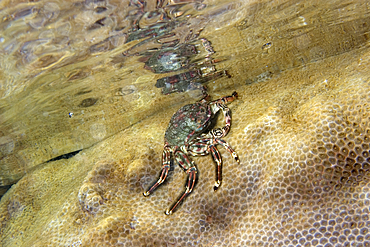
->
[1,47,370,246]
[1,0,370,246]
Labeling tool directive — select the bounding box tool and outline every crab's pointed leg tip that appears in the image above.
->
[234,155,240,164]
[143,191,150,197]
[214,181,221,191]
[165,210,172,215]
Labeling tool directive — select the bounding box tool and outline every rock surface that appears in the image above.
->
[1,0,370,246]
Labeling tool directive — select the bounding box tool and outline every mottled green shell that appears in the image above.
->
[164,102,212,147]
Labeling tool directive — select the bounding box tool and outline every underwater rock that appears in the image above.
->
[1,0,370,246]
[1,45,370,246]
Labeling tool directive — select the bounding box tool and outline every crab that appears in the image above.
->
[143,92,240,215]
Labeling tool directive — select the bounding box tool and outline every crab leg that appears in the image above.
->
[218,91,238,104]
[210,91,238,137]
[189,135,240,164]
[189,136,240,191]
[209,145,223,191]
[219,104,231,136]
[214,138,240,164]
[165,151,197,215]
[190,136,240,190]
[143,148,171,196]
[187,140,209,156]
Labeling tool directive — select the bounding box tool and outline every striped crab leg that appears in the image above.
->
[209,138,240,190]
[165,150,197,215]
[143,148,171,196]
[213,138,240,164]
[188,137,240,191]
[210,91,238,137]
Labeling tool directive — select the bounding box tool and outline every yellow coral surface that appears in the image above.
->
[2,47,370,246]
[1,0,370,246]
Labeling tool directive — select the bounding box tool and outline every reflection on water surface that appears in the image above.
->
[0,0,370,246]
